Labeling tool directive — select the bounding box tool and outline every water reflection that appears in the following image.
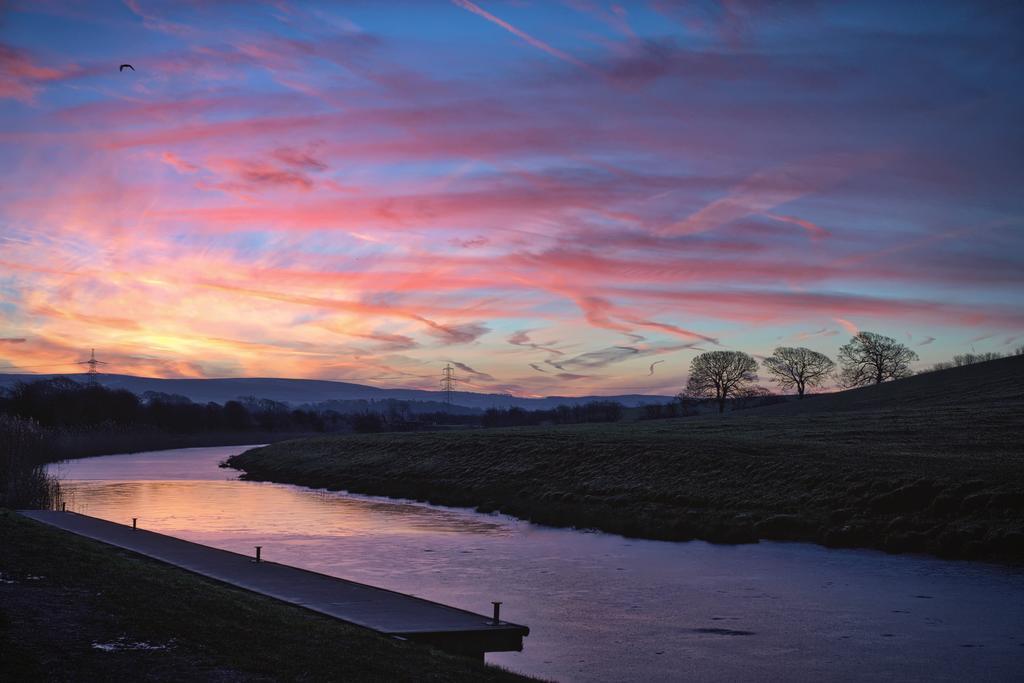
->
[62,480,511,538]
[51,446,1024,683]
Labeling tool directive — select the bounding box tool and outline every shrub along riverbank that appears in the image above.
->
[0,411,305,512]
[228,358,1024,564]
[0,415,60,509]
[0,512,533,682]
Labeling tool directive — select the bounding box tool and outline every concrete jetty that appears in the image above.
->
[20,510,528,658]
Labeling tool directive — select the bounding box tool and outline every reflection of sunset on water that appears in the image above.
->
[54,445,511,554]
[61,480,509,541]
[48,445,1024,683]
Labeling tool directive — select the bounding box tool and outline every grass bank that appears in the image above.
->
[228,358,1024,564]
[0,512,534,682]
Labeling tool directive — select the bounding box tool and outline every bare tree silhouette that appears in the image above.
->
[762,346,835,398]
[837,332,918,387]
[685,350,758,413]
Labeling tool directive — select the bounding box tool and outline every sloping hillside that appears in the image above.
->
[230,354,1024,563]
[742,354,1024,416]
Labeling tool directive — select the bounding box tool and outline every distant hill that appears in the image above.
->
[0,373,672,411]
[737,354,1024,417]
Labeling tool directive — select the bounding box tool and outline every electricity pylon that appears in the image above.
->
[440,363,457,404]
[76,349,108,382]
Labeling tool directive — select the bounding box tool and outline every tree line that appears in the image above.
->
[480,401,624,428]
[0,379,485,435]
[0,377,628,435]
[926,348,1023,373]
[0,378,338,434]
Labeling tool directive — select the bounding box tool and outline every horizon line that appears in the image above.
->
[0,370,676,400]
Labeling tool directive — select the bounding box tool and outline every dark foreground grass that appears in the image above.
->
[228,359,1024,564]
[0,512,534,682]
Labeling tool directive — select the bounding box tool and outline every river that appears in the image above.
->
[49,445,1024,682]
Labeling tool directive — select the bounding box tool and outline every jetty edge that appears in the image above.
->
[1,510,536,681]
[17,511,529,660]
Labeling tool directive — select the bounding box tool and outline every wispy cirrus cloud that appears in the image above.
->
[452,0,586,68]
[448,360,494,382]
[660,153,887,237]
[508,329,564,356]
[794,327,838,341]
[160,151,198,173]
[834,318,859,335]
[0,43,79,102]
[764,213,829,240]
[0,1,1019,395]
[548,346,640,371]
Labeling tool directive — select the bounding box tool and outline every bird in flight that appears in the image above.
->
[119,64,135,72]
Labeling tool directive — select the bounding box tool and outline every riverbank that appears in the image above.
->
[46,429,315,463]
[0,511,533,682]
[227,360,1024,564]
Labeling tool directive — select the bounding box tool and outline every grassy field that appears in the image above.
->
[0,512,534,682]
[228,356,1024,563]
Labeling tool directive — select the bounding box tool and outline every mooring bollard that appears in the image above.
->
[492,601,502,624]
[132,517,137,530]
[255,546,262,563]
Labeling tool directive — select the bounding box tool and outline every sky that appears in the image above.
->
[0,0,1022,397]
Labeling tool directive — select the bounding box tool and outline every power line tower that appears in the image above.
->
[76,348,108,383]
[440,363,457,404]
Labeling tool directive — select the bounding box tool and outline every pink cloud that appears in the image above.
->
[160,151,198,173]
[834,318,858,334]
[209,157,316,192]
[764,212,829,239]
[0,43,78,102]
[1,2,1020,395]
